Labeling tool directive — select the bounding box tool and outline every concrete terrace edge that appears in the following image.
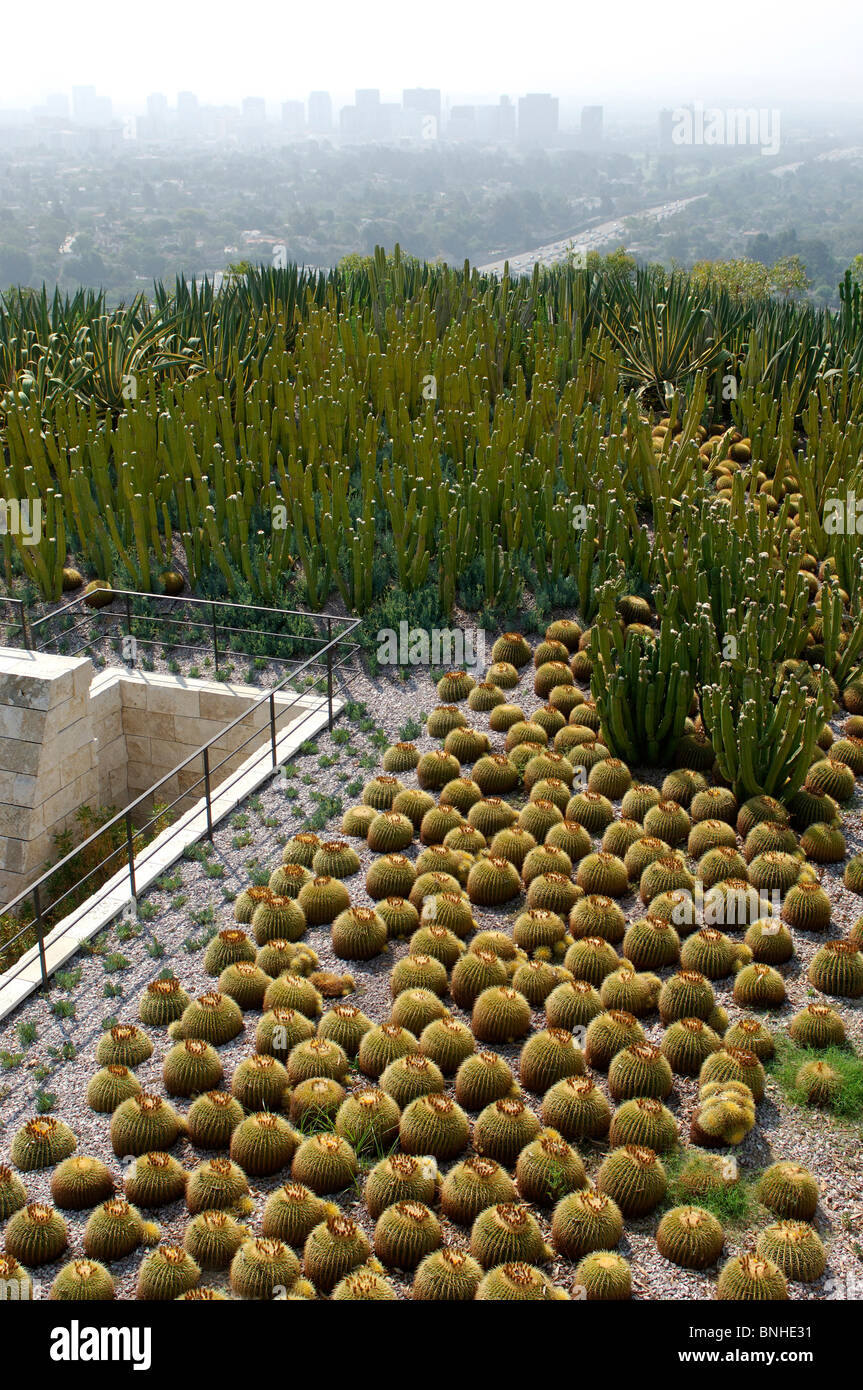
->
[0,691,343,1023]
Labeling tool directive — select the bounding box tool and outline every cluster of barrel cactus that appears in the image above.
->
[4,606,861,1307]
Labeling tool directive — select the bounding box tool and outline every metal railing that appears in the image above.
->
[0,603,361,991]
[0,596,30,649]
[2,588,351,678]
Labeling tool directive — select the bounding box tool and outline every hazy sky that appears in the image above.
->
[4,0,863,109]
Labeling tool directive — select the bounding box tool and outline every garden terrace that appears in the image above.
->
[0,639,861,1302]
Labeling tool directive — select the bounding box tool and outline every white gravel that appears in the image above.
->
[2,641,862,1302]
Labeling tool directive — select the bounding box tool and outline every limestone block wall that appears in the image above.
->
[0,649,98,901]
[0,650,323,904]
[113,671,310,816]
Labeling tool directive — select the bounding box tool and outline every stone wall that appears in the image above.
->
[0,649,324,904]
[0,650,98,900]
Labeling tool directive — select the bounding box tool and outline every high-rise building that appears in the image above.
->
[72,85,112,126]
[447,105,477,140]
[281,100,305,136]
[348,89,382,138]
[517,93,559,145]
[498,95,516,141]
[403,88,441,121]
[581,105,603,144]
[177,91,200,135]
[242,97,267,125]
[658,108,675,148]
[307,91,332,133]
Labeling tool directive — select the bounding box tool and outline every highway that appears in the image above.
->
[476,195,706,275]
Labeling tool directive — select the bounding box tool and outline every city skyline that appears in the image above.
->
[1,85,588,151]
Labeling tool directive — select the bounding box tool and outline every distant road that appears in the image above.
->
[476,195,707,275]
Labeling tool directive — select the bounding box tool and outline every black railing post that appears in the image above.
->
[33,883,49,988]
[125,592,134,664]
[18,599,32,652]
[125,811,137,901]
[211,603,219,674]
[269,691,278,768]
[203,747,214,840]
[326,617,334,731]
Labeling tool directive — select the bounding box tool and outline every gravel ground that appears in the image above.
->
[1,642,862,1302]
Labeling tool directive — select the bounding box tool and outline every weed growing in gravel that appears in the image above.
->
[77,934,107,958]
[770,1039,863,1119]
[17,1022,36,1048]
[0,1051,23,1070]
[103,953,130,973]
[663,1148,756,1226]
[183,843,213,863]
[55,968,82,992]
[36,1091,57,1113]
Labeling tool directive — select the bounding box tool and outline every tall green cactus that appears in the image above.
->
[701,662,830,802]
[589,590,703,764]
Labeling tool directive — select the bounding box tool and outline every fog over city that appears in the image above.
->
[3,0,863,108]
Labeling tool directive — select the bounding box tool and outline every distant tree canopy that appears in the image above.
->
[337,249,422,276]
[688,255,810,300]
[848,253,863,288]
[563,244,637,275]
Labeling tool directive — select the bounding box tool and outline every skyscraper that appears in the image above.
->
[177,91,200,135]
[658,108,675,148]
[581,105,603,144]
[307,91,332,133]
[281,100,305,136]
[403,88,441,121]
[517,93,559,145]
[72,86,112,126]
[242,97,267,125]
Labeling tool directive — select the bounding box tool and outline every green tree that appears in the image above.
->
[689,258,770,299]
[768,254,810,299]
